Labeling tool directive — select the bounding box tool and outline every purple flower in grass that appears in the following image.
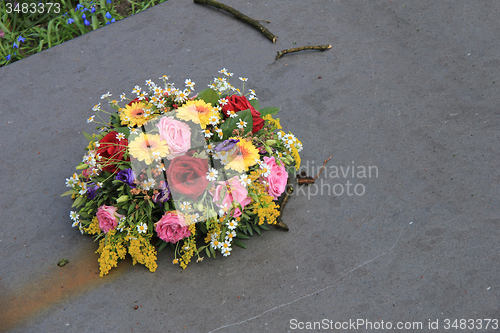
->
[84,19,90,26]
[67,18,75,24]
[13,42,18,49]
[82,13,86,19]
[105,12,112,19]
[116,168,136,188]
[90,6,96,13]
[5,54,11,61]
[17,36,25,43]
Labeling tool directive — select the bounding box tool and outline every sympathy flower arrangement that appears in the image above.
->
[63,69,302,276]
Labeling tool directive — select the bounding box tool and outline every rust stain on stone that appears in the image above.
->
[0,243,131,331]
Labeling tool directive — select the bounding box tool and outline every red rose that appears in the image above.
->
[97,131,129,173]
[222,95,264,133]
[127,97,148,106]
[166,155,209,200]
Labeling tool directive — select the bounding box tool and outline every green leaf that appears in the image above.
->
[233,240,247,249]
[197,88,219,106]
[235,233,250,240]
[259,224,270,231]
[61,189,77,197]
[71,196,86,208]
[82,131,94,141]
[205,247,211,258]
[251,223,261,235]
[259,107,280,117]
[158,242,168,252]
[249,99,260,110]
[210,246,216,258]
[220,109,253,139]
[116,195,129,203]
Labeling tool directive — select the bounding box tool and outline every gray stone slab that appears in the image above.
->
[1,0,499,332]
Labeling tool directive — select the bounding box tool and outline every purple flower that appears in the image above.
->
[105,11,112,19]
[67,18,75,24]
[13,42,18,49]
[84,19,90,26]
[5,54,11,61]
[107,0,112,3]
[116,168,136,188]
[215,139,239,152]
[17,36,25,43]
[111,18,115,23]
[86,183,100,200]
[82,13,86,19]
[90,6,96,13]
[152,181,171,203]
[76,4,84,11]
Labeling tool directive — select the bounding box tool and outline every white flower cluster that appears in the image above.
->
[210,219,239,257]
[278,131,303,153]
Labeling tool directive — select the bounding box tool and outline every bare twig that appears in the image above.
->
[296,156,332,185]
[275,185,294,231]
[275,44,332,61]
[194,0,277,43]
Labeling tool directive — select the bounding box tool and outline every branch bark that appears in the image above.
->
[194,0,277,43]
[275,44,332,61]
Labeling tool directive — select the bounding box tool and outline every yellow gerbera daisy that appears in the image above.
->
[120,102,152,127]
[225,138,259,172]
[176,100,218,129]
[128,133,169,165]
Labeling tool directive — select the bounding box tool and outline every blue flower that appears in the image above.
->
[76,4,83,11]
[84,19,90,26]
[82,13,86,19]
[17,36,26,43]
[90,6,96,13]
[5,54,11,61]
[105,12,112,19]
[67,18,75,24]
[107,0,112,3]
[111,18,115,23]
[13,42,18,49]
[106,21,110,25]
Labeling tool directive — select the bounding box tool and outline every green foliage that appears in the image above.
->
[0,0,169,67]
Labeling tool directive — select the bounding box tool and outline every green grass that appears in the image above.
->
[0,0,168,67]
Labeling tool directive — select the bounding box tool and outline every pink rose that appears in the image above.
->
[155,211,191,243]
[97,205,123,233]
[211,176,251,217]
[263,156,288,199]
[156,116,191,159]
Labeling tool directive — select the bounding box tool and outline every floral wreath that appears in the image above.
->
[63,69,302,276]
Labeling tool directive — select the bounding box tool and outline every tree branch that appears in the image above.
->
[194,0,277,43]
[275,44,332,61]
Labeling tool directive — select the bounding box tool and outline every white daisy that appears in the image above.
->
[221,240,232,256]
[239,174,251,187]
[225,230,236,241]
[180,201,192,211]
[228,110,238,118]
[116,132,126,141]
[203,129,213,138]
[219,98,228,106]
[185,79,195,89]
[227,219,238,230]
[120,93,126,101]
[92,103,101,112]
[237,119,247,129]
[70,211,79,221]
[101,92,112,99]
[239,77,248,82]
[137,222,147,234]
[206,168,218,181]
[215,128,223,138]
[87,115,95,123]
